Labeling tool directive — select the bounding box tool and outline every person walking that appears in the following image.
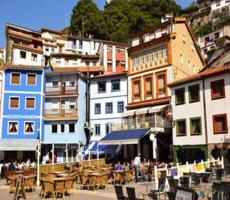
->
[134,153,141,182]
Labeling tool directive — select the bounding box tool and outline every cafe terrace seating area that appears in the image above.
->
[2,158,230,199]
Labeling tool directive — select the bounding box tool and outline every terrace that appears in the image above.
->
[45,85,78,96]
[44,108,78,121]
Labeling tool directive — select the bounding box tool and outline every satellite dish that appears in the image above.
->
[149,134,155,141]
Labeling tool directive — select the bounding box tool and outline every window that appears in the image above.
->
[95,124,101,136]
[133,79,141,101]
[20,51,26,59]
[180,53,183,64]
[8,122,18,134]
[107,62,112,67]
[69,123,75,133]
[31,53,37,61]
[216,0,220,6]
[105,124,110,135]
[10,97,19,109]
[215,32,220,39]
[70,81,75,87]
[106,102,113,114]
[213,114,228,134]
[95,103,101,114]
[52,124,58,134]
[144,76,153,99]
[182,34,186,43]
[25,122,34,134]
[189,84,200,103]
[117,101,124,113]
[79,40,83,49]
[175,88,185,105]
[60,124,65,133]
[11,73,20,84]
[111,79,120,91]
[156,72,167,97]
[27,74,36,85]
[52,81,59,87]
[26,97,35,109]
[190,117,201,135]
[211,79,225,100]
[176,119,186,136]
[98,81,106,92]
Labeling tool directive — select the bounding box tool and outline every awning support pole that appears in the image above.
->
[36,144,40,186]
[137,141,141,155]
[52,144,54,165]
[66,143,68,163]
[97,143,99,160]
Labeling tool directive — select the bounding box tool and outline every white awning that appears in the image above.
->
[148,105,167,114]
[0,139,39,151]
[135,107,151,115]
[122,109,137,117]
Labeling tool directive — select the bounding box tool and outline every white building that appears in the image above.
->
[169,64,230,166]
[210,0,230,14]
[198,25,230,61]
[89,72,128,154]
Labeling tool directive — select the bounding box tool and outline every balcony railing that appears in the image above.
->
[109,116,172,132]
[44,109,78,120]
[45,85,78,96]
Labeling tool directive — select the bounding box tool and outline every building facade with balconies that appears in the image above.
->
[42,67,87,163]
[88,72,128,157]
[112,17,204,162]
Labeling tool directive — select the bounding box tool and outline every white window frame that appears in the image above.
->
[25,97,36,110]
[8,121,19,135]
[24,121,35,135]
[95,124,101,136]
[10,72,21,85]
[68,123,75,134]
[26,73,37,86]
[9,96,20,109]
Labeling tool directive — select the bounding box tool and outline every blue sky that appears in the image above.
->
[0,0,195,47]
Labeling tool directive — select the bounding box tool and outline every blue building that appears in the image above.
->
[41,67,87,163]
[0,65,44,161]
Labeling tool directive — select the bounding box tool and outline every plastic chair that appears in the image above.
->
[126,187,144,200]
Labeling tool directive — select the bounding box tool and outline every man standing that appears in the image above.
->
[134,154,141,182]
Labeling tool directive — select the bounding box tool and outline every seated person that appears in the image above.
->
[114,162,123,171]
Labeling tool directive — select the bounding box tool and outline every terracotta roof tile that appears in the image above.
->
[168,63,230,87]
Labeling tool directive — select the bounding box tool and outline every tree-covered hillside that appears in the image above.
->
[67,0,182,43]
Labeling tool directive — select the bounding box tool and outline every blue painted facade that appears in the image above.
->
[41,70,87,163]
[1,68,44,140]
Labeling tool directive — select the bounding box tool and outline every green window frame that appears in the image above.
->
[188,84,200,103]
[176,119,186,136]
[190,117,202,136]
[175,88,185,105]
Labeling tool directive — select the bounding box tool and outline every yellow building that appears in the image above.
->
[107,17,204,162]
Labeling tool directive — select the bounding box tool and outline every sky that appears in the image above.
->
[0,0,195,47]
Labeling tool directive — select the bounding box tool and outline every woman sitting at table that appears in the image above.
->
[114,162,123,171]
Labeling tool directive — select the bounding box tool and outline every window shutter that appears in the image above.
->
[26,98,35,108]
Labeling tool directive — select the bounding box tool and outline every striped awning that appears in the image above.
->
[0,139,39,151]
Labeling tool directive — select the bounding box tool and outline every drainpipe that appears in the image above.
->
[202,79,208,160]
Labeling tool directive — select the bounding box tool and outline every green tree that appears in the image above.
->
[70,0,104,38]
[196,21,212,36]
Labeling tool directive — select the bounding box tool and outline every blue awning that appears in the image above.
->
[99,128,150,145]
[91,142,114,154]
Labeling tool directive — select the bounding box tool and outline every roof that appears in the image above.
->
[51,53,99,59]
[0,139,39,151]
[128,34,170,54]
[168,64,230,87]
[6,23,41,35]
[41,28,62,35]
[90,71,127,80]
[53,66,103,73]
[4,64,43,71]
[99,128,150,145]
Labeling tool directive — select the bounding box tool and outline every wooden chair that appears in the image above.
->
[8,174,18,192]
[88,175,98,190]
[113,172,122,184]
[54,179,65,199]
[24,174,36,192]
[124,171,132,184]
[40,178,55,199]
[64,177,74,196]
[80,174,89,189]
[114,185,126,200]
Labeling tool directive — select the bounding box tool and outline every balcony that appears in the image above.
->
[44,109,78,121]
[109,116,172,132]
[45,85,78,96]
